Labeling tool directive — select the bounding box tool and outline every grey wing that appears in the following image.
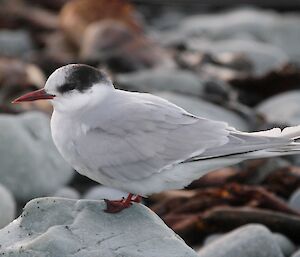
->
[74,93,230,182]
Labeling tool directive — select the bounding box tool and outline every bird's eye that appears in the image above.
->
[57,83,77,94]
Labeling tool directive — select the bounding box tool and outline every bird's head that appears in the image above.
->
[12,64,114,112]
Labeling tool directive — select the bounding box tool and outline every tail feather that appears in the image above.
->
[186,125,300,162]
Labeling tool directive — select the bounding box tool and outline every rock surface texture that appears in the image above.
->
[0,197,198,257]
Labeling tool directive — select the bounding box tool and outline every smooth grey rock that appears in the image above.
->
[197,224,284,257]
[292,250,300,257]
[256,90,300,126]
[83,186,128,201]
[187,39,288,77]
[203,233,224,246]
[288,188,300,211]
[272,233,296,257]
[163,8,300,64]
[154,92,249,131]
[0,30,34,57]
[0,184,16,229]
[0,197,198,257]
[0,112,73,201]
[53,187,80,199]
[116,69,205,97]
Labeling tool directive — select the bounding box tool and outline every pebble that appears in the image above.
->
[187,39,288,77]
[0,112,73,201]
[256,90,300,126]
[154,92,250,131]
[116,69,205,97]
[0,184,16,229]
[197,224,284,257]
[0,197,199,257]
[80,21,174,71]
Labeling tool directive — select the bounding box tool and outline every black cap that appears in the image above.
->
[57,64,110,94]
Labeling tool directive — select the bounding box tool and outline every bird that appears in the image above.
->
[13,64,300,213]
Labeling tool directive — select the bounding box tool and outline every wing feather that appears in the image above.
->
[74,91,229,181]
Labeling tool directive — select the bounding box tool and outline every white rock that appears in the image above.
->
[256,90,300,126]
[84,186,128,201]
[154,92,249,131]
[272,233,296,257]
[0,184,16,229]
[187,39,288,77]
[174,8,300,64]
[203,233,224,246]
[116,69,205,97]
[0,112,73,201]
[53,187,80,199]
[292,250,300,257]
[197,224,284,257]
[0,197,198,257]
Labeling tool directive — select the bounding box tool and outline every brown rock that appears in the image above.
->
[59,0,143,47]
[80,20,174,71]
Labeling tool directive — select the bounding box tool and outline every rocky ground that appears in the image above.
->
[1,0,300,256]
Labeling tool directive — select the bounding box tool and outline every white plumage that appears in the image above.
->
[14,64,300,198]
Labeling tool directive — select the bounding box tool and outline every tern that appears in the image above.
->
[13,64,300,213]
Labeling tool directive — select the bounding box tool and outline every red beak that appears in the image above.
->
[12,89,55,104]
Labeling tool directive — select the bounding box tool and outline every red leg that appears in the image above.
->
[104,193,139,213]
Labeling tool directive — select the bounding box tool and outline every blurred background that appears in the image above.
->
[1,0,300,255]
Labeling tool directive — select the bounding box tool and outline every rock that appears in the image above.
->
[203,233,224,246]
[0,112,73,201]
[84,186,128,201]
[0,184,16,229]
[154,92,250,131]
[288,188,300,211]
[116,69,205,97]
[272,233,296,257]
[197,224,284,257]
[80,21,174,71]
[244,158,291,184]
[187,39,288,78]
[53,187,80,199]
[178,8,276,41]
[292,250,300,257]
[256,90,300,126]
[0,197,199,257]
[60,0,142,47]
[163,8,300,64]
[0,30,34,58]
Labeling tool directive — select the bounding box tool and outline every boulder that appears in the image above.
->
[0,197,198,257]
[154,92,250,131]
[272,233,296,257]
[0,112,73,201]
[197,224,284,257]
[256,90,300,126]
